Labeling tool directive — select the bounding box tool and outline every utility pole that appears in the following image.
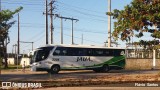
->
[108,0,111,47]
[31,42,33,51]
[44,0,56,44]
[71,18,74,44]
[18,13,20,56]
[16,13,20,69]
[81,33,83,45]
[61,16,63,44]
[12,45,14,57]
[50,0,54,44]
[13,44,18,70]
[45,0,49,44]
[13,44,17,58]
[56,16,78,44]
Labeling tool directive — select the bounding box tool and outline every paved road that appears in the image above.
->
[0,69,159,81]
[0,69,160,89]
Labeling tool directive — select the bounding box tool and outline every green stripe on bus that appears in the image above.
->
[61,56,125,69]
[93,55,125,67]
[104,55,125,68]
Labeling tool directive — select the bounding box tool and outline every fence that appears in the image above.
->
[126,49,160,59]
[125,49,160,70]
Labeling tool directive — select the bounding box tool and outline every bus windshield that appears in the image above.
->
[32,46,54,62]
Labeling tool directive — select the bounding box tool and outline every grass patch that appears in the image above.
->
[1,64,30,70]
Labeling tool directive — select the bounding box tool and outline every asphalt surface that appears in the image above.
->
[0,69,159,81]
[0,69,160,90]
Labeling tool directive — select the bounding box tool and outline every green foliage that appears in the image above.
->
[0,7,23,68]
[0,7,23,44]
[106,0,160,41]
[133,40,159,49]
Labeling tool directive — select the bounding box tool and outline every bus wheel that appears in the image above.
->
[102,65,110,72]
[50,65,60,74]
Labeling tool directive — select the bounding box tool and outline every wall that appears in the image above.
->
[125,58,160,70]
[7,58,30,66]
[20,58,30,66]
[7,58,15,65]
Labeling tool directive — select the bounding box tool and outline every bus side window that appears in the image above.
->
[114,50,118,56]
[114,49,124,56]
[93,49,103,56]
[53,47,68,56]
[96,50,103,56]
[104,49,113,56]
[62,50,67,55]
[78,49,83,56]
[85,48,92,56]
[67,48,75,56]
[53,50,60,55]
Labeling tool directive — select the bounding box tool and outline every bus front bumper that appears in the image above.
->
[30,64,50,72]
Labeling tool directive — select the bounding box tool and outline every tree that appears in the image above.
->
[0,7,23,68]
[106,0,160,48]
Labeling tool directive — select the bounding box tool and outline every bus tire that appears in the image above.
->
[102,64,110,72]
[50,65,60,74]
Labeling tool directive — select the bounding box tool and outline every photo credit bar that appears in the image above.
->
[0,82,42,89]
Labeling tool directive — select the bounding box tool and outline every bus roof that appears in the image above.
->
[37,44,125,49]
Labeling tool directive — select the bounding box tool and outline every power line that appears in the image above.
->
[24,30,44,41]
[3,1,108,22]
[21,33,44,49]
[20,41,34,51]
[53,25,108,34]
[58,9,107,23]
[5,4,107,23]
[11,24,108,35]
[20,31,104,50]
[58,5,106,19]
[2,1,44,6]
[54,31,104,44]
[57,1,104,14]
[49,1,108,22]
[21,29,104,49]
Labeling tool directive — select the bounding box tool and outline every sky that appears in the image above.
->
[1,0,153,54]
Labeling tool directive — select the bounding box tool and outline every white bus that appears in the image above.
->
[30,45,125,74]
